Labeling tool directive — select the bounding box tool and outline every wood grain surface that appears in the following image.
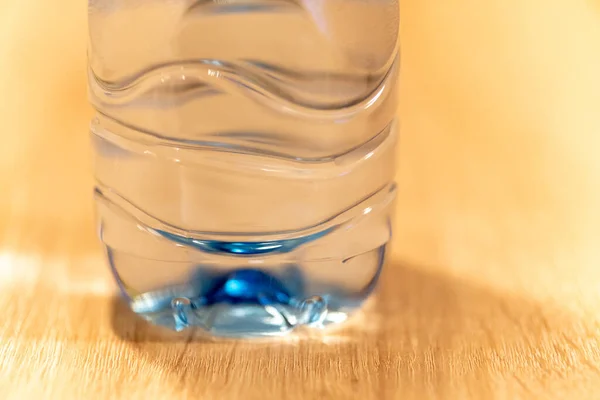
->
[2,1,600,399]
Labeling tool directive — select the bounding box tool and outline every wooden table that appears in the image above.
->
[2,1,600,399]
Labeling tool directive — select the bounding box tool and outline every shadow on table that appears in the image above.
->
[109,260,595,398]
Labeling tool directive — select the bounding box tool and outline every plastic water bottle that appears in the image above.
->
[88,0,399,337]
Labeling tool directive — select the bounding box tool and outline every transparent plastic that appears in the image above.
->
[88,0,399,337]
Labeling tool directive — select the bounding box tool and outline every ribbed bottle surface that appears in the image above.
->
[89,0,399,337]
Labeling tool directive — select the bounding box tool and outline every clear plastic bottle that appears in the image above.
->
[88,0,399,337]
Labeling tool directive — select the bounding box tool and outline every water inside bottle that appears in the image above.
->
[89,0,399,337]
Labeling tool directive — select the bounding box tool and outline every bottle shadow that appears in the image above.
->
[109,260,595,397]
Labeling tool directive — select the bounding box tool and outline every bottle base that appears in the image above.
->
[132,296,352,338]
[107,251,385,338]
[97,183,395,338]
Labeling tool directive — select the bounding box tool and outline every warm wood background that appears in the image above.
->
[2,1,600,399]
